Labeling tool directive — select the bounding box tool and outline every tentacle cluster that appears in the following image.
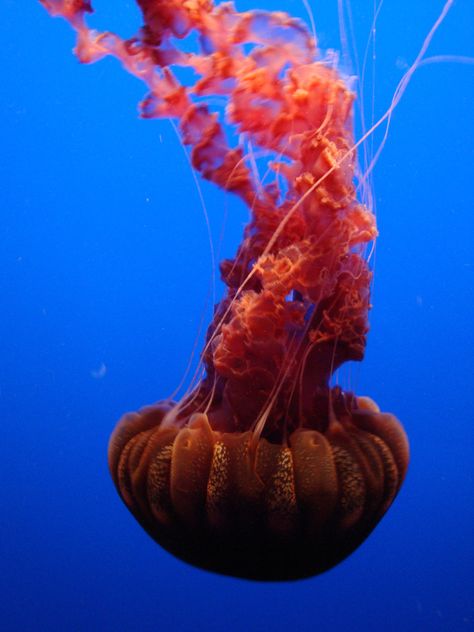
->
[40,0,377,430]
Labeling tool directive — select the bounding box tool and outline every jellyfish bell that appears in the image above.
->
[108,393,408,580]
[40,0,460,580]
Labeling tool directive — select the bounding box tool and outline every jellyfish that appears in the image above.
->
[40,0,411,580]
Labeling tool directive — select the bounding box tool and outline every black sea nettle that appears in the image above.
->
[41,0,410,580]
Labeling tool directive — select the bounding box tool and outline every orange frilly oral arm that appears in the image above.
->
[40,0,377,419]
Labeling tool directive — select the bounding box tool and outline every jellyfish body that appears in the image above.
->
[41,0,409,579]
[109,397,407,580]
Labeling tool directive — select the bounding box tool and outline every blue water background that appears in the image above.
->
[1,1,473,630]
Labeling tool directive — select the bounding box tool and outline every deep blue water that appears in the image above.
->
[1,1,473,630]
